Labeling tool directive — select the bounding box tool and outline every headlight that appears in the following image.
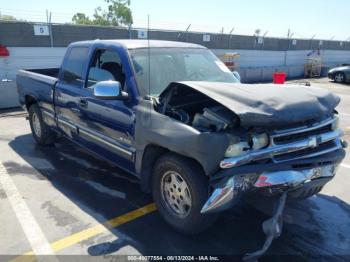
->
[224,141,250,157]
[331,116,339,130]
[224,133,269,158]
[251,133,269,150]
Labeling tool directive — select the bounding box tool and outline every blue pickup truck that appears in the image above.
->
[17,39,346,259]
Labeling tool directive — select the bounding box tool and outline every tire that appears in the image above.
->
[334,72,345,83]
[152,153,218,235]
[28,104,56,145]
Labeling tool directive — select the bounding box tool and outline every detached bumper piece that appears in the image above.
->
[243,191,288,262]
[201,174,257,214]
[200,176,241,214]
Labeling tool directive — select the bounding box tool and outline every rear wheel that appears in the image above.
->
[28,104,56,145]
[334,72,345,83]
[152,153,218,235]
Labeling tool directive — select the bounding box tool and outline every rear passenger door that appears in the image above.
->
[55,46,89,139]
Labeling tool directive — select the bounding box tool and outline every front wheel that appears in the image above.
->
[152,153,218,235]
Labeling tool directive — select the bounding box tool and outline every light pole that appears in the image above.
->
[185,24,191,42]
[229,27,234,49]
[284,29,293,66]
[177,24,191,42]
[46,10,53,48]
[310,34,316,49]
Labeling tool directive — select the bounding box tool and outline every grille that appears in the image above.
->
[273,124,332,145]
[270,117,341,163]
[273,140,336,162]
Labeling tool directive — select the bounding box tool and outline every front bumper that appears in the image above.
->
[201,161,340,214]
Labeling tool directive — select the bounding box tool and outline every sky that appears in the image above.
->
[0,0,349,40]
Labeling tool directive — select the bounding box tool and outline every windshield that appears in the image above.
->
[129,48,239,96]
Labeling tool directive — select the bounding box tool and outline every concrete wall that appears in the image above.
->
[214,49,350,82]
[0,47,66,80]
[0,80,20,108]
[0,47,66,109]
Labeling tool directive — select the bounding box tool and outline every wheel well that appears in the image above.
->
[25,95,37,110]
[140,144,205,193]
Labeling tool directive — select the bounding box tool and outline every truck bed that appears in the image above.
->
[24,68,60,78]
[16,68,59,115]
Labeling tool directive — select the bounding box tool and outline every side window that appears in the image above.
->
[62,47,89,85]
[86,49,125,89]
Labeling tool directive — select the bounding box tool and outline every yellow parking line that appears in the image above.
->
[11,203,157,262]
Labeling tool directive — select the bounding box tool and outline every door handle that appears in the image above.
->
[71,108,80,114]
[79,99,88,108]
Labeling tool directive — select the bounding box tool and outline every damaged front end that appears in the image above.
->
[154,80,346,260]
[199,115,345,261]
[202,115,345,214]
[156,81,345,215]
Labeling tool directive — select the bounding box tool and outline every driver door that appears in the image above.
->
[77,48,136,172]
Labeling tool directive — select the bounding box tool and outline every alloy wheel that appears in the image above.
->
[161,170,192,218]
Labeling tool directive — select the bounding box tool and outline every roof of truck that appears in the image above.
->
[70,39,206,49]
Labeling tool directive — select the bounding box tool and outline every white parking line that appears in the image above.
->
[0,163,55,256]
[341,163,350,169]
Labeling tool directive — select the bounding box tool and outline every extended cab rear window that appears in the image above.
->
[61,47,89,85]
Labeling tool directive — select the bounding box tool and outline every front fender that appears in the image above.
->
[134,100,230,177]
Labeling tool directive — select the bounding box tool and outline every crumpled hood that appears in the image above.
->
[162,81,340,129]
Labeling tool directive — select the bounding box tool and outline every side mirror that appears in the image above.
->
[93,81,128,100]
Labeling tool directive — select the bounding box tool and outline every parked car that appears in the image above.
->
[328,65,350,83]
[17,40,346,260]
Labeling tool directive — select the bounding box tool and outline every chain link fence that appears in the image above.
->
[0,21,349,51]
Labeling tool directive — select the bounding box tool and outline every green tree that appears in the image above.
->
[105,0,133,26]
[71,0,133,27]
[72,13,93,25]
[92,7,110,26]
[0,14,18,21]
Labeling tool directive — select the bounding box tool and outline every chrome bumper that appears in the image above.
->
[201,164,337,214]
[220,129,343,169]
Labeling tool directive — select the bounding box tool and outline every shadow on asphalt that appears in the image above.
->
[6,134,350,261]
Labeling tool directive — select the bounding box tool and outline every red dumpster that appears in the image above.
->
[273,72,287,84]
[0,45,9,57]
